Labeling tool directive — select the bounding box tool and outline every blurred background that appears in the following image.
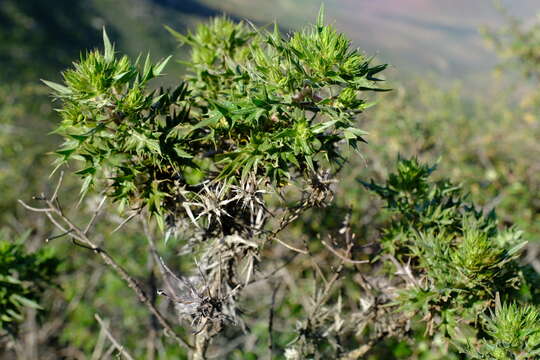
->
[0,0,538,79]
[2,0,539,83]
[1,0,539,359]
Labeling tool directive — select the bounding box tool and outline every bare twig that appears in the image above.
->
[83,195,107,234]
[94,314,135,360]
[273,237,308,254]
[322,240,368,264]
[142,216,159,360]
[19,188,193,350]
[51,171,65,202]
[90,317,108,360]
[46,229,74,242]
[17,200,51,212]
[268,284,280,359]
[112,210,141,233]
[385,255,421,288]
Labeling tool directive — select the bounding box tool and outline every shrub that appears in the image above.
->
[15,9,539,360]
[30,10,390,359]
[360,158,532,357]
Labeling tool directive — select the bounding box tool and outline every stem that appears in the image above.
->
[193,330,210,360]
[95,314,135,360]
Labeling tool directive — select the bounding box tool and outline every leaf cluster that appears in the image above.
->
[362,158,494,257]
[363,158,529,352]
[46,11,387,230]
[469,302,540,360]
[171,12,386,184]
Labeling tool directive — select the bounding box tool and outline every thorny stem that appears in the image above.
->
[186,187,324,358]
[307,217,355,321]
[22,171,338,358]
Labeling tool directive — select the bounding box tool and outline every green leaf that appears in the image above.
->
[507,241,527,256]
[12,295,43,310]
[164,25,188,44]
[41,80,71,95]
[305,155,315,172]
[154,56,172,76]
[155,213,165,232]
[190,112,222,132]
[80,175,94,195]
[102,27,114,62]
[113,71,132,82]
[6,309,23,321]
[75,167,96,176]
[312,120,339,134]
[143,53,152,80]
[174,146,193,159]
[67,134,89,142]
[344,127,368,137]
[317,5,326,29]
[55,147,77,158]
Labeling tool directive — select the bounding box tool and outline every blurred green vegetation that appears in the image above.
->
[0,0,100,83]
[363,81,539,240]
[299,79,540,247]
[0,1,539,359]
[0,230,60,333]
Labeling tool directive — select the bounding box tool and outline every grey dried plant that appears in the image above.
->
[156,256,237,335]
[167,175,270,242]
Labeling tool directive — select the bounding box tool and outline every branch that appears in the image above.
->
[273,237,308,254]
[322,240,368,264]
[19,193,194,350]
[268,283,280,359]
[94,314,135,360]
[84,195,107,234]
[112,209,141,233]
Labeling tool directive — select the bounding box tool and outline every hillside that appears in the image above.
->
[0,0,202,83]
[194,0,539,81]
[2,0,538,84]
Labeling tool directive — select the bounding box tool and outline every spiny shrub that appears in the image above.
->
[36,10,393,359]
[29,8,539,360]
[46,10,386,232]
[357,158,538,358]
[472,301,540,359]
